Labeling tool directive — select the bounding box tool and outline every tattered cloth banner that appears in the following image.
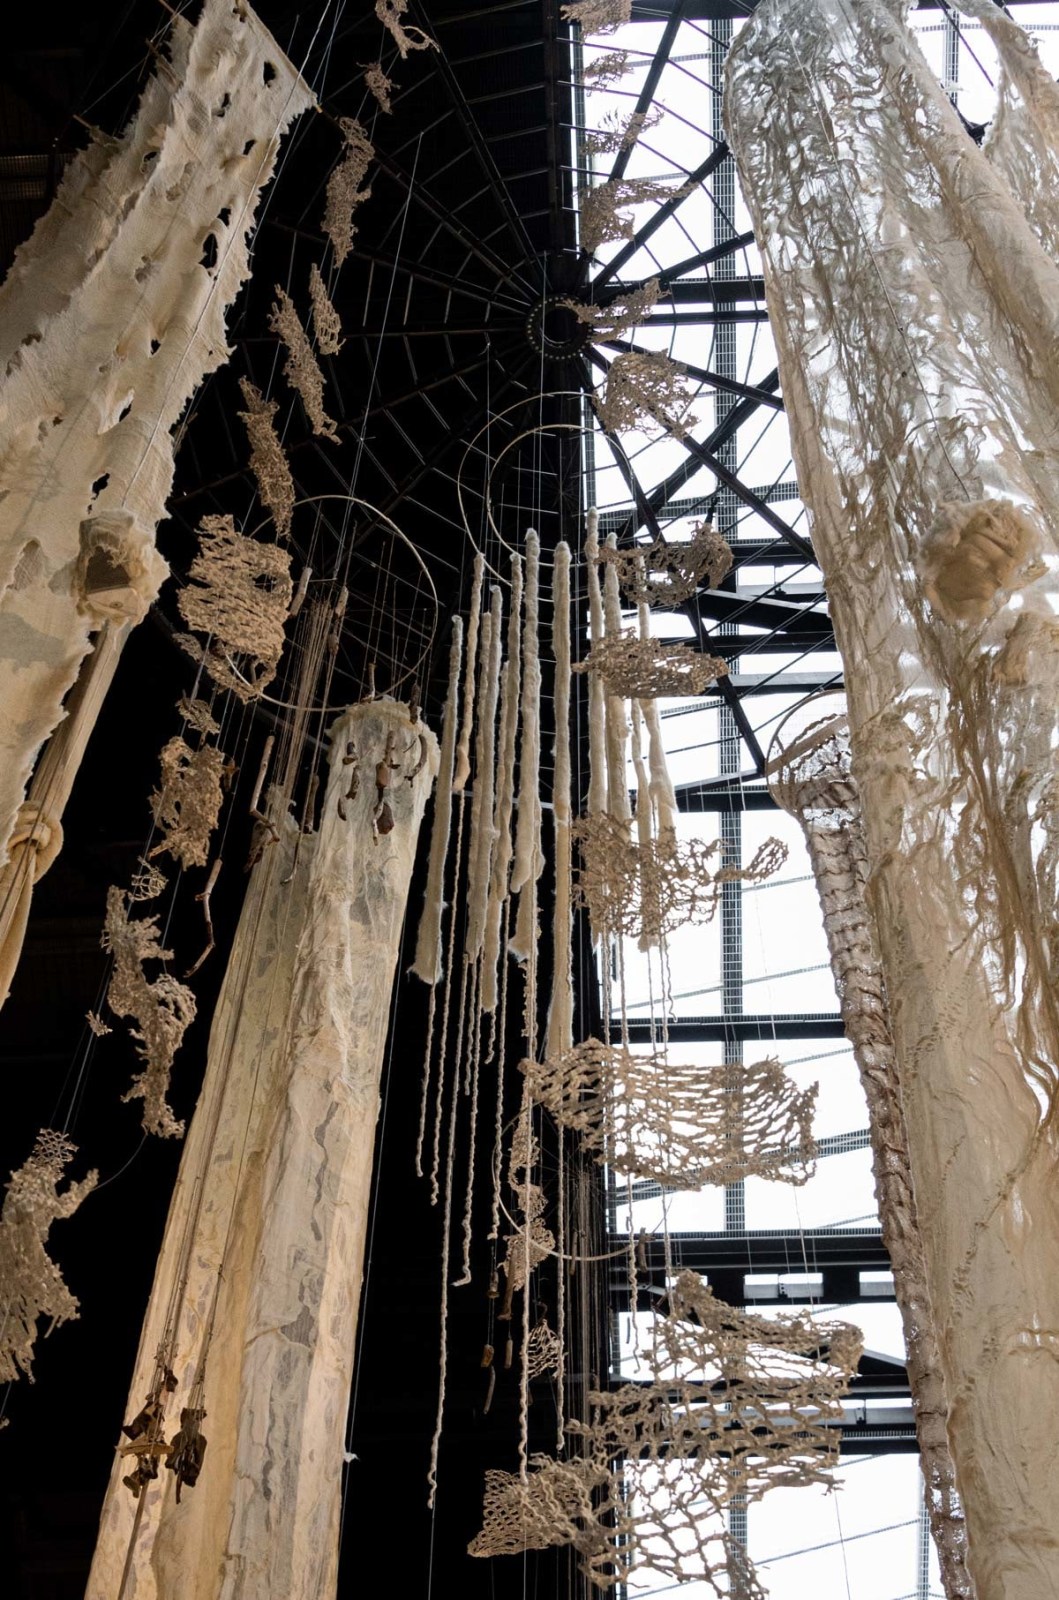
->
[0,0,312,883]
[87,701,437,1600]
[727,5,1059,1596]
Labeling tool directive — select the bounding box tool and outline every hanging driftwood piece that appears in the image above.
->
[177,514,293,701]
[0,1130,96,1385]
[596,349,696,436]
[581,177,671,254]
[561,0,631,33]
[362,61,395,113]
[149,737,225,871]
[102,889,197,1138]
[323,117,374,267]
[375,0,438,56]
[523,1041,817,1188]
[575,631,727,696]
[237,378,295,540]
[269,288,339,441]
[0,0,311,877]
[564,279,663,341]
[308,263,344,356]
[574,811,786,943]
[600,523,733,606]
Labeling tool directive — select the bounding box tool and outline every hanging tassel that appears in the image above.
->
[452,552,485,791]
[545,542,574,1058]
[510,532,543,962]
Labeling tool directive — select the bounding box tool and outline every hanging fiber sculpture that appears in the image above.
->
[177,513,293,700]
[575,630,728,697]
[599,522,733,606]
[322,116,374,266]
[596,349,696,437]
[269,287,340,441]
[237,379,295,540]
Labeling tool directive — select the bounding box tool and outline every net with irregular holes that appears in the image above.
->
[522,1039,817,1189]
[599,523,734,607]
[177,514,293,701]
[595,348,697,437]
[238,378,295,539]
[575,631,728,697]
[322,116,373,266]
[149,737,225,872]
[573,810,787,943]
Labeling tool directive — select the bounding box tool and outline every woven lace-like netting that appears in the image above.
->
[500,1109,555,1297]
[149,737,224,871]
[575,631,727,697]
[595,348,695,436]
[323,116,374,264]
[574,810,786,944]
[237,379,295,540]
[769,712,975,1597]
[522,1039,816,1188]
[726,4,1059,1591]
[471,1271,859,1592]
[0,1130,96,1383]
[598,523,733,606]
[177,514,293,701]
[102,888,196,1137]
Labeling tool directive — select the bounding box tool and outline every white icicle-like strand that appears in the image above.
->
[482,555,523,1013]
[453,551,485,792]
[637,584,678,843]
[510,533,543,963]
[603,534,631,822]
[466,590,504,960]
[545,542,574,1059]
[410,616,463,984]
[584,510,608,820]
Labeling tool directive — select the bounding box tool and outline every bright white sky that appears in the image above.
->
[578,4,1059,1594]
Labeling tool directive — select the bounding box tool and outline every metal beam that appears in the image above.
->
[616,1015,847,1043]
[606,0,688,185]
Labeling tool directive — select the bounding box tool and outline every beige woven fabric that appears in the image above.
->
[727,5,1059,1593]
[0,0,311,871]
[87,702,438,1600]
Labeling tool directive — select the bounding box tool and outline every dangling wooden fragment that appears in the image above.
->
[101,889,197,1138]
[237,379,295,540]
[323,116,374,266]
[269,288,339,440]
[177,513,293,700]
[308,262,344,355]
[0,1130,96,1385]
[375,0,438,56]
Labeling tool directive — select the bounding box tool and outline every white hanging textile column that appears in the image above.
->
[0,0,312,881]
[727,7,1059,1597]
[769,702,974,1600]
[87,700,438,1600]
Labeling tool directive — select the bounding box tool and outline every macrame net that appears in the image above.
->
[500,1109,555,1298]
[769,704,975,1598]
[581,180,672,255]
[584,106,662,158]
[472,1272,859,1592]
[599,523,733,606]
[525,1318,561,1381]
[583,50,630,87]
[575,631,728,697]
[308,263,344,356]
[563,279,662,340]
[363,62,394,114]
[237,379,295,540]
[177,514,293,700]
[269,287,339,441]
[0,1130,96,1384]
[574,810,786,944]
[102,888,197,1138]
[149,737,225,871]
[726,3,1059,1590]
[322,116,374,265]
[375,0,437,57]
[523,1040,816,1189]
[595,349,696,436]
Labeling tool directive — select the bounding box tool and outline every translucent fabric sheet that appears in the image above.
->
[727,6,1059,1595]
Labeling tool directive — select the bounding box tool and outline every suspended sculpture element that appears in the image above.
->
[472,1270,860,1594]
[599,522,733,606]
[322,117,374,265]
[575,630,728,697]
[150,738,226,872]
[499,1108,555,1309]
[101,890,197,1139]
[375,0,438,57]
[523,1040,816,1189]
[308,262,345,355]
[596,349,696,436]
[726,5,1059,1593]
[574,810,786,944]
[269,287,340,441]
[585,106,663,158]
[583,51,631,88]
[561,0,632,34]
[237,379,296,539]
[564,279,663,341]
[88,700,438,1600]
[178,514,294,700]
[0,0,312,873]
[362,62,395,113]
[581,179,672,256]
[769,703,976,1599]
[0,1130,96,1385]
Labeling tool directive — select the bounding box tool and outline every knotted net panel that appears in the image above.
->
[574,631,727,697]
[573,810,786,943]
[599,524,733,607]
[177,514,293,701]
[522,1039,816,1188]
